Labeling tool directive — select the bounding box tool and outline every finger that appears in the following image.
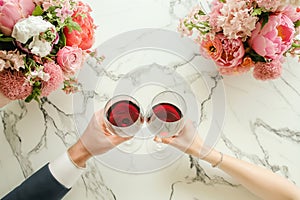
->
[153,136,162,143]
[161,137,174,144]
[154,136,173,144]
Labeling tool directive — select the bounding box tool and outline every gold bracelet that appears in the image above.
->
[212,152,223,168]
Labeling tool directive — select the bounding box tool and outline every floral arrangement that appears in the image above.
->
[178,0,300,80]
[0,0,97,103]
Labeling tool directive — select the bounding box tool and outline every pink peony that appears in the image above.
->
[249,13,295,60]
[253,60,282,80]
[63,1,95,50]
[219,57,254,75]
[0,0,35,36]
[0,70,32,100]
[41,62,64,97]
[57,46,84,75]
[214,34,245,68]
[281,5,300,22]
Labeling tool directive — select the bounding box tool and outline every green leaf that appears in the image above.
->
[292,42,300,48]
[248,51,266,63]
[0,37,13,42]
[252,8,262,16]
[32,5,44,16]
[66,20,81,33]
[25,82,41,103]
[261,13,270,30]
[295,20,300,28]
[198,10,206,16]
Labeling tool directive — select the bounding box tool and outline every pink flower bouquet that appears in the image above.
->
[179,0,300,80]
[0,0,97,103]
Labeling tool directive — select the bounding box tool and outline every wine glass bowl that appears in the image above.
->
[146,91,187,138]
[104,95,144,137]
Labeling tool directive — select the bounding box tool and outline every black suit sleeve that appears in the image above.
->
[1,164,71,200]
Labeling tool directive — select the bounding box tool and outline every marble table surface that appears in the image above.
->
[1,0,300,199]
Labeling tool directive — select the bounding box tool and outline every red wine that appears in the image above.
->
[152,103,182,122]
[106,100,140,127]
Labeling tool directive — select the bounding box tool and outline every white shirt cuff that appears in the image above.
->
[49,152,85,189]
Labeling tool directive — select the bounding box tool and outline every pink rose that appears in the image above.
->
[249,14,295,60]
[214,34,245,68]
[0,0,35,36]
[57,46,84,75]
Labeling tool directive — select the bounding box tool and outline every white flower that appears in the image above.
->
[29,36,52,57]
[0,59,5,71]
[29,69,50,83]
[12,16,55,57]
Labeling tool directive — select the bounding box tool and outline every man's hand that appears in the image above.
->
[68,109,132,168]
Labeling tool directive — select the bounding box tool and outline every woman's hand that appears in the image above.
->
[154,120,204,158]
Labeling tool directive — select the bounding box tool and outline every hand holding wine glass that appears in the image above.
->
[153,119,203,158]
[104,95,144,137]
[146,91,187,138]
[80,109,132,157]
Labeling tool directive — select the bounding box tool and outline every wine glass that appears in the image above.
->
[104,95,144,138]
[146,91,187,138]
[145,91,187,158]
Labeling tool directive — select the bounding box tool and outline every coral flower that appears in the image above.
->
[63,1,95,50]
[199,35,223,60]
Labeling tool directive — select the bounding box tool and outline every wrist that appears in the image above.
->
[67,140,92,168]
[200,149,223,166]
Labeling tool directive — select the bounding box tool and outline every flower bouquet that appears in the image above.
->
[0,0,97,104]
[178,0,300,80]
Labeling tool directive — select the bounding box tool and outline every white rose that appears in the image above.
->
[12,16,55,57]
[29,36,52,57]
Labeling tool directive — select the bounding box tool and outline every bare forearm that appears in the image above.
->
[202,150,300,200]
